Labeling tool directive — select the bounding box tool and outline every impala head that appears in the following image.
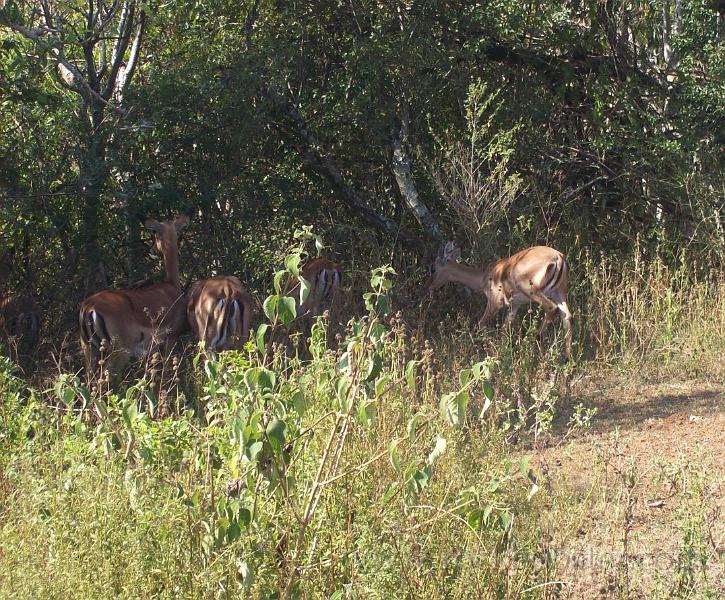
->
[144,212,190,255]
[426,241,461,291]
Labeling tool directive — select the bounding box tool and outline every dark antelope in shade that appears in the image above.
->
[0,294,41,350]
[79,213,190,375]
[427,242,573,360]
[186,275,254,355]
[0,248,41,351]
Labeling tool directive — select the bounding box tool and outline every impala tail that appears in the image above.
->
[79,306,111,371]
[542,254,567,294]
[316,267,341,305]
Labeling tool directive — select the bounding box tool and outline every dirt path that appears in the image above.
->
[537,379,724,598]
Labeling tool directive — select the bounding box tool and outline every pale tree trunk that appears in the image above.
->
[662,0,682,70]
[391,101,444,245]
[264,87,423,251]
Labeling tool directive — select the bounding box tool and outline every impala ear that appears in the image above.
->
[441,241,460,262]
[174,212,190,232]
[144,218,162,233]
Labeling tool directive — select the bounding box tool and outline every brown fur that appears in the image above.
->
[428,243,573,360]
[0,294,41,348]
[79,214,190,376]
[288,258,343,319]
[186,275,254,353]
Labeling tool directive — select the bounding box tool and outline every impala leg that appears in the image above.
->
[557,301,573,361]
[528,292,561,344]
[477,305,497,330]
[537,308,558,337]
[505,301,524,326]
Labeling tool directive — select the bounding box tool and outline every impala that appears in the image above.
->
[78,212,190,376]
[186,275,254,355]
[0,293,41,350]
[0,249,41,351]
[289,257,342,320]
[427,241,573,360]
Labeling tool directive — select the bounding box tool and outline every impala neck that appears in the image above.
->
[161,239,181,290]
[442,261,487,291]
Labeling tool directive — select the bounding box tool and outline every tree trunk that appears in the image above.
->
[264,87,423,252]
[80,103,109,290]
[391,102,443,244]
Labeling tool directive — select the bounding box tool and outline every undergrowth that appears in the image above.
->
[0,239,722,599]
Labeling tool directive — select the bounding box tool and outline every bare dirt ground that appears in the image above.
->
[537,377,724,599]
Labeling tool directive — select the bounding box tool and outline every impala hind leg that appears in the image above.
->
[546,290,573,362]
[556,300,573,361]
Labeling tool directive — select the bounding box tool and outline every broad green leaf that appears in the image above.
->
[299,276,311,305]
[472,360,493,380]
[263,295,279,321]
[273,270,286,294]
[336,376,353,412]
[480,396,492,419]
[375,374,391,397]
[365,352,383,382]
[467,508,484,530]
[278,296,297,325]
[266,419,287,453]
[405,360,417,391]
[284,253,301,276]
[440,390,469,427]
[356,400,376,428]
[389,439,401,473]
[483,381,495,401]
[245,440,263,462]
[498,510,513,532]
[291,389,306,416]
[406,413,424,442]
[244,367,276,393]
[459,368,472,387]
[407,468,430,496]
[256,323,269,354]
[337,351,350,373]
[369,322,386,345]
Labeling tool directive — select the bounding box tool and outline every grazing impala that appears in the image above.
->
[289,258,342,319]
[427,242,573,360]
[186,275,254,355]
[78,213,190,376]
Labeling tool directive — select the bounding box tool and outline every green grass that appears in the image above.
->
[0,247,722,599]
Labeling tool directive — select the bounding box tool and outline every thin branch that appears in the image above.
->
[264,87,422,251]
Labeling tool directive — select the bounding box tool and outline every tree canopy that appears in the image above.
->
[1,1,723,334]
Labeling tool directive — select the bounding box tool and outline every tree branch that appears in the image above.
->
[264,87,422,251]
[0,7,129,116]
[103,0,136,99]
[391,101,443,244]
[113,9,145,102]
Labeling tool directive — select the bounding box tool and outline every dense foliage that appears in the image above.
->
[0,3,723,597]
[1,1,723,339]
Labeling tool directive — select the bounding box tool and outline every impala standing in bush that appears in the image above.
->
[78,213,191,376]
[427,241,573,360]
[290,257,343,320]
[187,275,254,356]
